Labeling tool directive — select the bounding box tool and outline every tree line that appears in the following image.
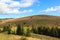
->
[32,26,60,38]
[2,24,31,37]
[1,24,60,38]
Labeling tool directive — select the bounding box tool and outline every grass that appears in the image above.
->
[0,33,20,40]
[20,37,28,40]
[0,32,60,40]
[31,33,60,40]
[0,33,40,40]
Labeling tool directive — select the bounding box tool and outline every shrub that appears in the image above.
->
[26,28,31,37]
[3,25,11,34]
[32,26,60,38]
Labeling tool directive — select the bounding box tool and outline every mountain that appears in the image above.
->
[0,15,60,27]
[0,18,13,20]
[0,18,13,23]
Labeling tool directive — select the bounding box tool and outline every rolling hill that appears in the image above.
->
[0,15,60,40]
[0,15,60,27]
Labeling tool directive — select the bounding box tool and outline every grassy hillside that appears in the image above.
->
[0,15,60,27]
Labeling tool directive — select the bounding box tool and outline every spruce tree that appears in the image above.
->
[7,25,11,34]
[16,24,22,35]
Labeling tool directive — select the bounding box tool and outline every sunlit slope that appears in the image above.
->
[0,15,60,27]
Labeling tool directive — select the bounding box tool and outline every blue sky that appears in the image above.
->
[0,0,60,18]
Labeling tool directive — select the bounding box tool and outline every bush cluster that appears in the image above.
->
[32,26,60,38]
[2,23,60,38]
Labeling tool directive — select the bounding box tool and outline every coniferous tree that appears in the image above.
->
[7,25,11,34]
[37,26,42,34]
[32,27,35,33]
[3,26,8,32]
[49,27,58,37]
[16,24,22,35]
[58,28,60,37]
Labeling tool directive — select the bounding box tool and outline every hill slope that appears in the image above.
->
[0,15,60,27]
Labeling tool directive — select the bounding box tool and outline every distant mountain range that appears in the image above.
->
[0,18,13,20]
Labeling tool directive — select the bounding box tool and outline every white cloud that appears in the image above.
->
[0,0,38,14]
[12,10,33,14]
[19,10,33,14]
[40,6,60,12]
[19,0,35,7]
[9,0,38,8]
[9,2,20,8]
[5,9,33,14]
